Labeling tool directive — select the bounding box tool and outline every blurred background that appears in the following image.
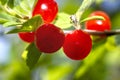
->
[0,0,120,80]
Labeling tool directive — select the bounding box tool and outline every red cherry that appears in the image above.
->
[63,30,92,60]
[35,24,65,53]
[32,0,58,23]
[85,11,111,31]
[18,32,35,43]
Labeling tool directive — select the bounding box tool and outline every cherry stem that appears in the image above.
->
[70,0,95,29]
[64,29,120,36]
[76,0,95,21]
[70,15,80,30]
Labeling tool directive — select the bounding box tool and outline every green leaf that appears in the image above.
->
[7,15,43,33]
[3,21,21,27]
[13,0,35,17]
[54,12,72,29]
[22,15,43,30]
[0,18,8,23]
[0,0,8,5]
[32,0,38,9]
[0,12,13,20]
[7,0,14,8]
[13,3,30,16]
[0,12,19,25]
[22,43,42,70]
[6,27,31,34]
[74,44,106,79]
[115,35,120,46]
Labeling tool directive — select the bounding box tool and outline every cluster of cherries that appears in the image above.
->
[18,0,111,60]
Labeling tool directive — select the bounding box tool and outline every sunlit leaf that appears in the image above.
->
[3,21,21,27]
[20,0,31,11]
[0,12,19,25]
[22,43,42,69]
[13,3,30,16]
[0,18,8,24]
[13,0,35,17]
[0,12,13,20]
[54,12,72,29]
[7,15,43,33]
[32,0,38,9]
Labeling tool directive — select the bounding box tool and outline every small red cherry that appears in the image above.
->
[85,11,111,31]
[35,24,65,53]
[32,0,58,23]
[63,30,92,60]
[18,32,35,43]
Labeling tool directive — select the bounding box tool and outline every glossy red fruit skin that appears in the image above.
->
[35,24,65,53]
[18,32,35,43]
[63,30,92,60]
[32,0,58,23]
[85,11,111,31]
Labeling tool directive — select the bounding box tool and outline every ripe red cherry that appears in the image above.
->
[63,30,92,60]
[85,11,111,31]
[35,24,65,53]
[32,0,58,23]
[18,32,35,43]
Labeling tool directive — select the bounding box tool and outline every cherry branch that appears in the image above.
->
[64,29,120,36]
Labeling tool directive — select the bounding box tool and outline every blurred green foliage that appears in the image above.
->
[0,0,120,80]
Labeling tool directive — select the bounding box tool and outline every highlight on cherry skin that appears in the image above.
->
[35,23,65,53]
[63,30,92,60]
[85,11,111,31]
[18,32,35,43]
[32,0,58,23]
